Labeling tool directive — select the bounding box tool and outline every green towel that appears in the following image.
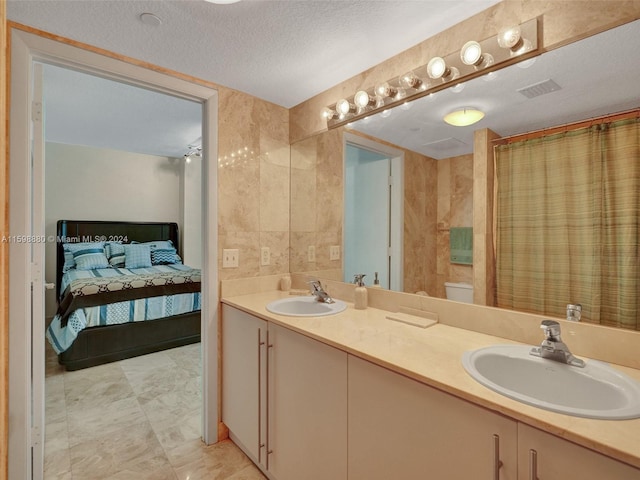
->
[450,227,473,265]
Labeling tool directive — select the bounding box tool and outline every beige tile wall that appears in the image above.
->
[402,149,437,296]
[218,89,290,281]
[289,128,343,275]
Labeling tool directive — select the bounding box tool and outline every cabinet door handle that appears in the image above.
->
[258,328,265,463]
[529,449,539,480]
[493,434,503,480]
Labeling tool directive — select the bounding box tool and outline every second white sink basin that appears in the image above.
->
[266,296,347,317]
[462,344,640,419]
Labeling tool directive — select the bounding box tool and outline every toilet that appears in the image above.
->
[444,282,474,303]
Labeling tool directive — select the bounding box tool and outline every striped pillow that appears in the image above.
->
[124,244,152,269]
[105,242,126,267]
[66,242,109,270]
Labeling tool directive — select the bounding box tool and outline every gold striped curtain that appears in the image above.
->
[494,118,639,330]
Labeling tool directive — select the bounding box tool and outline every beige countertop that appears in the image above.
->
[222,290,640,470]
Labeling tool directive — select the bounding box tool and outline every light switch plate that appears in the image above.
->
[222,249,239,268]
[330,245,340,261]
[260,246,271,266]
[308,245,316,262]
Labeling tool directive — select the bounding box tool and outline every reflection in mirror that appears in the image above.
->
[290,20,640,329]
[343,135,403,290]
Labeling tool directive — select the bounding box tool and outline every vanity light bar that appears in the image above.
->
[322,17,539,129]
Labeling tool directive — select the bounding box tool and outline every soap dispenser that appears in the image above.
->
[371,271,381,288]
[353,274,368,310]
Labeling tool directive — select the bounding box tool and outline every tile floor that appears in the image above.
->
[44,342,267,480]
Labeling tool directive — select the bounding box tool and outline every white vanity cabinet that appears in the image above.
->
[347,355,518,480]
[517,423,640,480]
[222,304,268,466]
[222,305,348,480]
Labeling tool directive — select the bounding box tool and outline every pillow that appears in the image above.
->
[62,245,76,272]
[140,240,174,251]
[105,242,126,267]
[151,246,181,265]
[124,243,152,269]
[66,242,110,270]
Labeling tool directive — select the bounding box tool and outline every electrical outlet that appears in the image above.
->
[330,245,341,261]
[222,248,239,268]
[260,246,271,266]
[307,245,316,263]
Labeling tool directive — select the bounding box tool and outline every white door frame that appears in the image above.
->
[343,132,404,291]
[8,28,219,479]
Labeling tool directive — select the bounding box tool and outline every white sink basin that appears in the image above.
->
[462,344,640,419]
[266,296,347,317]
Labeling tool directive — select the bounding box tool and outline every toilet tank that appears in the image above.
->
[444,282,474,303]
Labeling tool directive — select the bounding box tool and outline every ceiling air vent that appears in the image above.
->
[517,79,561,99]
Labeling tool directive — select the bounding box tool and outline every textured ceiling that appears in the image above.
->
[7,0,501,108]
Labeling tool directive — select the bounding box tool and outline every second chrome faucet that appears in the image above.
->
[530,319,585,368]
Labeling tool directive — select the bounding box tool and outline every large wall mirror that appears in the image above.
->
[290,20,640,329]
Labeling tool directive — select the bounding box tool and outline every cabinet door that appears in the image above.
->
[518,424,640,480]
[267,323,348,480]
[221,305,268,465]
[348,355,518,480]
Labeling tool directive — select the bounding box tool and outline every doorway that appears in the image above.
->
[343,133,403,290]
[40,62,204,477]
[8,27,219,480]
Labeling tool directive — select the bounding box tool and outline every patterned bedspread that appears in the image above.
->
[47,265,201,353]
[57,266,201,327]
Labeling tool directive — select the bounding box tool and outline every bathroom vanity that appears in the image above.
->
[221,290,640,480]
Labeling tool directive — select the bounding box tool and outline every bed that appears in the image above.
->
[47,220,201,371]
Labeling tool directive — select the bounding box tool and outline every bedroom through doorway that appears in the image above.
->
[40,63,205,478]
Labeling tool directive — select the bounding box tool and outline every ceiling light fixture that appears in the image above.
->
[443,107,485,127]
[139,13,162,27]
[204,0,241,4]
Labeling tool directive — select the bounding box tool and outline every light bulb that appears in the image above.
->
[497,26,522,50]
[321,107,336,120]
[461,41,482,65]
[427,57,446,79]
[427,57,459,81]
[375,82,398,99]
[336,98,355,116]
[400,71,423,90]
[511,38,533,57]
[354,90,376,109]
[460,41,494,69]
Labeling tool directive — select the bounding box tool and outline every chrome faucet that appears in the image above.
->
[566,303,582,322]
[308,279,335,304]
[530,320,585,368]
